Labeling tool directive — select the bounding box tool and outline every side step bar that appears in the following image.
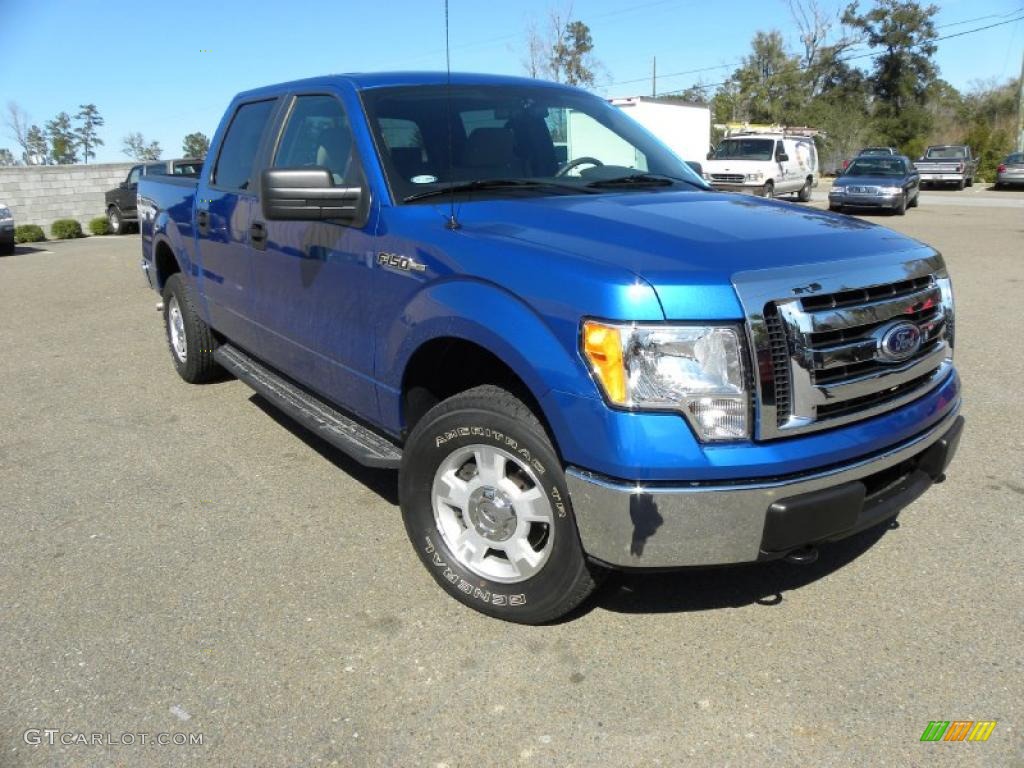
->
[214,344,402,469]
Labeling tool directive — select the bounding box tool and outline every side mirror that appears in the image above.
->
[120,181,131,189]
[706,151,713,161]
[261,167,364,223]
[777,153,789,162]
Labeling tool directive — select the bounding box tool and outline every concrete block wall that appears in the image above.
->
[0,163,136,231]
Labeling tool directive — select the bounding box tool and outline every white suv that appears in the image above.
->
[0,203,14,255]
[704,134,818,200]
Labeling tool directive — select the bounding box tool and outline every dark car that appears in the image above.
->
[995,152,1024,189]
[105,158,204,234]
[829,155,920,215]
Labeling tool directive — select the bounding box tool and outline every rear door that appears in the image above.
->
[194,98,278,349]
[249,92,380,418]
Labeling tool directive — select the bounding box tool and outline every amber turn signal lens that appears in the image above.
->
[582,321,627,404]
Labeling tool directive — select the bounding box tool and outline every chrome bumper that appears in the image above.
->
[566,404,962,568]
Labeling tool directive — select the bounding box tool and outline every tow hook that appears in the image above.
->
[785,546,819,565]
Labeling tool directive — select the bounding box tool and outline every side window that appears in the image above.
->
[213,99,276,191]
[145,163,165,176]
[127,166,142,184]
[274,95,358,186]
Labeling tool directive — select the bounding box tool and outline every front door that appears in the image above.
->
[250,93,379,419]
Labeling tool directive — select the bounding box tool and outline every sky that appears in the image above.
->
[1,0,1022,163]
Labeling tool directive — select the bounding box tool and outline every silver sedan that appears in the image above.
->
[995,153,1024,189]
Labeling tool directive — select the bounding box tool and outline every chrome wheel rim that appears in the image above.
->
[109,210,119,231]
[167,296,187,362]
[432,443,555,583]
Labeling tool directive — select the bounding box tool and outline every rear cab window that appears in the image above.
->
[212,99,277,191]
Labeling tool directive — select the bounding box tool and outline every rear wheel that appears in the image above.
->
[399,385,600,624]
[161,274,221,383]
[796,177,813,202]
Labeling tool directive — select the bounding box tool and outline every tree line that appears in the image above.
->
[522,0,1020,179]
[2,102,210,166]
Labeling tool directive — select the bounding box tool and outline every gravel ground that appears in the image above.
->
[1,192,1022,767]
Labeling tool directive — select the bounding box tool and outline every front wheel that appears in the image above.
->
[761,180,775,199]
[399,385,600,624]
[107,206,123,235]
[894,192,907,216]
[796,177,813,202]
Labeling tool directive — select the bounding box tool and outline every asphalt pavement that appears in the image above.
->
[1,192,1022,767]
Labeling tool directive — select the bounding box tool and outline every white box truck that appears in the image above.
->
[609,97,711,167]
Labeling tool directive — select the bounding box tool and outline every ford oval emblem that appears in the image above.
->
[877,321,922,362]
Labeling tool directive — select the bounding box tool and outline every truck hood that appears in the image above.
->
[456,190,930,318]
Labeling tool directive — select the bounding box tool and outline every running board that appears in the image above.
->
[214,344,402,469]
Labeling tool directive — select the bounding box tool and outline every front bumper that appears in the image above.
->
[829,190,902,208]
[709,182,769,196]
[567,406,963,568]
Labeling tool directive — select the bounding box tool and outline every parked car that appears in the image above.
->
[829,155,920,215]
[138,72,962,623]
[703,132,818,200]
[105,158,204,234]
[995,152,1024,189]
[0,203,13,255]
[842,146,900,171]
[914,145,977,190]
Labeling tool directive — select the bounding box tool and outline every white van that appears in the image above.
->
[703,133,818,200]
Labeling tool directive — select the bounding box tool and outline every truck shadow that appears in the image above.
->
[588,520,895,616]
[248,394,400,505]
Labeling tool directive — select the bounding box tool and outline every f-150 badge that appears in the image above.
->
[377,252,426,273]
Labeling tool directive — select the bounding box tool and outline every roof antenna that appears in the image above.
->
[444,0,460,230]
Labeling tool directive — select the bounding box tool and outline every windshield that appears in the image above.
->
[845,158,907,177]
[361,84,707,201]
[925,147,966,159]
[710,139,775,161]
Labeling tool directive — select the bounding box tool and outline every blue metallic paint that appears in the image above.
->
[139,72,960,488]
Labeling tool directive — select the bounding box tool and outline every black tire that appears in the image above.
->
[399,385,600,624]
[761,181,775,199]
[797,177,813,202]
[956,179,965,191]
[894,192,907,216]
[966,176,973,187]
[0,239,13,256]
[161,273,221,383]
[108,206,124,235]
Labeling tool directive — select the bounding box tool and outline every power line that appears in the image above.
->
[600,6,1024,92]
[651,12,1024,97]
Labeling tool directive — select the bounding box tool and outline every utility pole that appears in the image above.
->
[652,56,657,98]
[1016,49,1024,153]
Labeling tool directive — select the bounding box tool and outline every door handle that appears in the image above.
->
[250,220,267,250]
[196,209,209,235]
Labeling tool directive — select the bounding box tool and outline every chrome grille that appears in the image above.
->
[732,253,955,440]
[710,173,745,183]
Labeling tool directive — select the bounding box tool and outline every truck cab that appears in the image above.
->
[704,132,818,200]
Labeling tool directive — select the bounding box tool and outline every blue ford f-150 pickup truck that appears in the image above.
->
[138,72,962,623]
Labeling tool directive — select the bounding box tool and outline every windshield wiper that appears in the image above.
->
[585,173,704,190]
[402,178,586,203]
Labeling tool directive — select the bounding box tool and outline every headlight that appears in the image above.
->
[745,172,763,182]
[0,207,11,220]
[878,186,902,195]
[582,321,749,441]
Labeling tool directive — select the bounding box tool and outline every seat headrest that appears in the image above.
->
[462,127,516,168]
